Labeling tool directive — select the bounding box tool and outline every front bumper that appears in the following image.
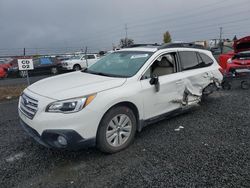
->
[20,119,96,150]
[223,67,250,80]
[222,68,250,89]
[61,66,73,70]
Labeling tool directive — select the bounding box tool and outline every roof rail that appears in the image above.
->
[124,43,161,48]
[158,43,205,50]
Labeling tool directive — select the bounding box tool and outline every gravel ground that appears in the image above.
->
[0,88,250,188]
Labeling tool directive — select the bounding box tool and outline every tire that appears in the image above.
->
[51,67,58,75]
[222,81,231,90]
[97,106,137,153]
[73,64,81,71]
[19,70,27,78]
[241,81,250,90]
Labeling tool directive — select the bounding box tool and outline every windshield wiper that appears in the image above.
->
[81,69,127,78]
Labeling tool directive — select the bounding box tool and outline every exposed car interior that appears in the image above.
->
[143,53,176,79]
[152,54,175,76]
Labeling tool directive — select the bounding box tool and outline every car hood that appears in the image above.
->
[0,63,11,69]
[28,71,127,100]
[233,36,250,53]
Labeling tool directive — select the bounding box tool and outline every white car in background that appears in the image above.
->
[19,43,223,153]
[61,54,99,71]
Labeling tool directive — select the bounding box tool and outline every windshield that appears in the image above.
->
[85,51,153,77]
[70,55,82,60]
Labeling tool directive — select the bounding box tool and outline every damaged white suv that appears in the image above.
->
[19,43,223,153]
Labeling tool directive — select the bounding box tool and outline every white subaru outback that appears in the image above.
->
[19,43,223,153]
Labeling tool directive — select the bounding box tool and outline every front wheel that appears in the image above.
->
[97,106,137,153]
[73,64,81,71]
[51,67,58,75]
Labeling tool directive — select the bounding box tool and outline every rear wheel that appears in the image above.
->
[73,64,81,71]
[222,81,231,90]
[97,106,137,153]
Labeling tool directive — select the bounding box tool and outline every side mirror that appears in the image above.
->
[149,75,160,92]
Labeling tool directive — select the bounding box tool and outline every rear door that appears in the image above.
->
[178,50,214,101]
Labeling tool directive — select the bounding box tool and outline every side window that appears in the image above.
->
[142,52,177,79]
[198,53,213,67]
[87,55,95,59]
[179,51,199,70]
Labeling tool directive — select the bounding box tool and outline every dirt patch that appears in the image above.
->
[0,85,26,101]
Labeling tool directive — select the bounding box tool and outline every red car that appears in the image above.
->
[218,36,250,89]
[0,58,13,78]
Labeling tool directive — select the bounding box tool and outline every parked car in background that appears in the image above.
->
[8,56,61,78]
[61,54,99,71]
[218,36,250,89]
[0,58,13,78]
[19,43,223,153]
[210,45,233,60]
[218,36,250,74]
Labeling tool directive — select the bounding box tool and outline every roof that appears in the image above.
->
[119,47,158,52]
[119,43,208,53]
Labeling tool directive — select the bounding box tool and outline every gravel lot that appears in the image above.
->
[0,88,250,188]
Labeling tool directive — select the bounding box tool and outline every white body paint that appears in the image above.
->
[19,47,223,141]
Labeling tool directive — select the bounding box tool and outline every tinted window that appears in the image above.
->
[179,51,199,70]
[198,53,213,66]
[87,55,95,59]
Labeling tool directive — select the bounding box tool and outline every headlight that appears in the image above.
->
[46,94,96,113]
[227,58,232,64]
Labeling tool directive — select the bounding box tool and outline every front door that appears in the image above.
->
[140,52,186,120]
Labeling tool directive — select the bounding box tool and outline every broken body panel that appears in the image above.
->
[140,48,222,120]
[219,36,250,89]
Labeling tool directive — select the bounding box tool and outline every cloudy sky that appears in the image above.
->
[0,0,250,55]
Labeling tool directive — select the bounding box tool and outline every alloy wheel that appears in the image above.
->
[106,114,132,147]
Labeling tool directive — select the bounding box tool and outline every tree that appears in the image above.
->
[233,35,238,41]
[163,31,172,43]
[120,38,134,48]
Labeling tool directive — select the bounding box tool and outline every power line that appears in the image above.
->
[128,0,249,29]
[75,0,250,45]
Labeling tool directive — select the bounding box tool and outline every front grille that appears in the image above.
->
[20,93,38,119]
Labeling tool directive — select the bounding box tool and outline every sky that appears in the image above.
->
[0,0,250,55]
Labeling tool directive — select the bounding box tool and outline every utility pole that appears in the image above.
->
[23,48,26,56]
[219,27,223,54]
[85,46,88,68]
[125,24,128,47]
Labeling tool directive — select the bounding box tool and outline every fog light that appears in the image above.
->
[57,135,67,146]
